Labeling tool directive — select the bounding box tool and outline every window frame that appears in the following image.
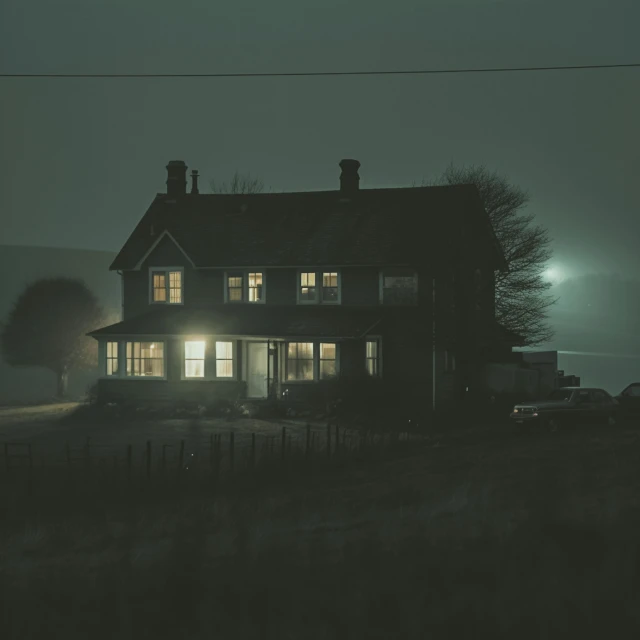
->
[183,340,206,379]
[179,339,238,381]
[148,267,185,306]
[106,341,119,376]
[319,342,339,380]
[224,269,266,304]
[286,342,316,382]
[296,270,341,305]
[365,337,382,377]
[125,341,167,379]
[379,269,419,305]
[214,340,235,379]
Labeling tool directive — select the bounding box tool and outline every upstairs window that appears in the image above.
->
[299,272,317,302]
[126,342,165,377]
[150,268,183,304]
[227,275,243,302]
[106,341,119,376]
[322,272,339,302]
[297,270,341,304]
[225,271,265,303]
[366,339,380,376]
[380,269,418,305]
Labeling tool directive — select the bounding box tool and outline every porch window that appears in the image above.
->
[227,275,243,302]
[151,269,183,304]
[366,339,380,376]
[106,341,119,376]
[319,343,337,379]
[380,269,418,305]
[299,272,317,302]
[216,341,234,378]
[248,272,264,302]
[185,341,205,378]
[126,342,164,377]
[287,342,314,381]
[322,272,339,302]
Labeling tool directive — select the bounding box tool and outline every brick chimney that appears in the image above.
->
[166,160,188,196]
[190,169,200,195]
[339,159,360,195]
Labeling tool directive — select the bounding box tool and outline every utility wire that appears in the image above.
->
[2,62,640,78]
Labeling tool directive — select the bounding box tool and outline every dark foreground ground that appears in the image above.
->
[2,404,640,639]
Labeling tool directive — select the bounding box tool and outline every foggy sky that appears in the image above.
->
[1,0,639,278]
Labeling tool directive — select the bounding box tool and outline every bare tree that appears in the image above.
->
[210,170,264,195]
[1,278,107,397]
[427,163,556,346]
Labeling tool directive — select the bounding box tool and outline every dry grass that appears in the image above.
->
[2,424,640,638]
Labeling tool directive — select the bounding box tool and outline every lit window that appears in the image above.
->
[216,341,233,377]
[227,276,243,302]
[151,270,183,304]
[248,272,263,302]
[106,341,119,376]
[366,339,380,376]
[153,273,167,302]
[381,270,418,305]
[126,342,164,377]
[299,272,317,302]
[322,272,339,302]
[287,342,314,381]
[169,271,182,304]
[185,341,205,378]
[319,343,337,379]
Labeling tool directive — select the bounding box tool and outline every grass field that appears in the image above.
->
[2,404,640,638]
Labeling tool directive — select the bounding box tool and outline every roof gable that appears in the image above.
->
[110,185,504,271]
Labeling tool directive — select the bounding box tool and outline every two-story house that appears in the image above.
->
[88,159,523,412]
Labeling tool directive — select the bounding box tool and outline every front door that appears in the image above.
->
[247,342,269,398]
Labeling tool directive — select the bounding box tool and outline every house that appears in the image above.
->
[88,159,522,414]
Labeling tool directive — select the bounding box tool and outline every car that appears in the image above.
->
[614,383,640,423]
[509,387,619,432]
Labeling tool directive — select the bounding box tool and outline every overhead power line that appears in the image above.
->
[2,62,640,78]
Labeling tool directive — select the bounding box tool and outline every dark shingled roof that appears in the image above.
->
[110,185,506,271]
[88,305,387,339]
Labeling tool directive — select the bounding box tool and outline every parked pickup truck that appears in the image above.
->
[510,387,619,431]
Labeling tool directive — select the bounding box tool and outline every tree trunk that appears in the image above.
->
[57,368,69,398]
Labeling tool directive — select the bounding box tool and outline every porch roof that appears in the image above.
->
[88,306,384,340]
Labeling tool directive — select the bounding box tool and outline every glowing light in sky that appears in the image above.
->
[542,265,565,284]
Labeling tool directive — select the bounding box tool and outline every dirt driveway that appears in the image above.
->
[0,403,330,465]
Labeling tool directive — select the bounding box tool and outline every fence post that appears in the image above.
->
[146,441,152,480]
[327,423,331,459]
[251,433,256,470]
[209,434,214,470]
[229,432,235,474]
[4,443,9,473]
[335,423,339,455]
[65,441,71,471]
[305,424,311,459]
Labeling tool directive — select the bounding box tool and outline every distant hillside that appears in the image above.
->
[0,245,120,404]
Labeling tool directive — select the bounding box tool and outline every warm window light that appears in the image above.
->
[185,340,206,378]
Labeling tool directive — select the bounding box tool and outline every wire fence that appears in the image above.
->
[1,424,427,500]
